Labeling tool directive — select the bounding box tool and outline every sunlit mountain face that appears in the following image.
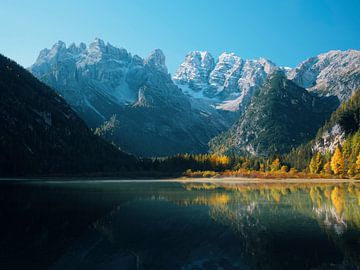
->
[1,181,359,270]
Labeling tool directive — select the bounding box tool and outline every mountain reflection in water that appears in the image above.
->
[0,181,359,270]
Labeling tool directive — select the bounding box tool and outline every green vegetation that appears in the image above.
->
[156,88,360,178]
[209,73,338,156]
[1,52,359,179]
[283,87,360,172]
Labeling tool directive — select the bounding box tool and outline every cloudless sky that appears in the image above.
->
[0,0,359,73]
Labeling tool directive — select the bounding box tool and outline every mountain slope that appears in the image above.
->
[209,73,339,156]
[174,49,360,113]
[312,87,360,154]
[283,87,360,170]
[0,54,136,176]
[288,50,360,101]
[30,39,231,157]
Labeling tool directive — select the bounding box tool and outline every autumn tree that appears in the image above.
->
[280,165,288,173]
[309,155,316,174]
[321,161,332,175]
[309,152,323,174]
[270,158,281,172]
[331,146,345,175]
[355,153,360,175]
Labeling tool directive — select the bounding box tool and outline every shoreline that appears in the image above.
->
[1,177,359,184]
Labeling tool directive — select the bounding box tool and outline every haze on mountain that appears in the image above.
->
[0,53,137,176]
[30,39,233,157]
[30,39,360,158]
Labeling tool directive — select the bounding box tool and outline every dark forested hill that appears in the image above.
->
[0,54,137,176]
[210,73,339,156]
[284,87,360,170]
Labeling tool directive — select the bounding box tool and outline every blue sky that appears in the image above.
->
[0,0,359,73]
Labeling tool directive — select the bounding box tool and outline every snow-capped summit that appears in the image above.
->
[287,49,360,101]
[30,38,149,125]
[29,38,231,157]
[209,52,243,92]
[173,51,279,111]
[173,51,215,90]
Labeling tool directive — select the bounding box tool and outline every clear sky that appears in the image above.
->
[0,0,359,73]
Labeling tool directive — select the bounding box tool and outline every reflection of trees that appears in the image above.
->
[86,182,360,269]
[180,182,360,268]
[182,182,360,233]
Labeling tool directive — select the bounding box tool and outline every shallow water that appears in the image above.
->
[1,180,360,270]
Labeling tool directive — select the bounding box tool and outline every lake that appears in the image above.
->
[0,180,360,270]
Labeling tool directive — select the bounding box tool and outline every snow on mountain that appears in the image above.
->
[173,51,215,90]
[209,53,243,95]
[30,38,154,125]
[30,39,233,156]
[287,49,360,101]
[173,51,279,112]
[30,40,360,157]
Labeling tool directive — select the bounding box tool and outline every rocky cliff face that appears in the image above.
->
[174,49,360,113]
[287,50,360,101]
[173,51,279,112]
[30,39,232,157]
[209,73,339,156]
[31,41,360,157]
[311,88,360,154]
[312,124,346,154]
[173,51,215,91]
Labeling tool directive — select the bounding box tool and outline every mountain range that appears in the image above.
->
[30,39,231,157]
[24,39,360,158]
[0,53,136,176]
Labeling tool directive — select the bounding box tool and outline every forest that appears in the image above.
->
[151,89,360,179]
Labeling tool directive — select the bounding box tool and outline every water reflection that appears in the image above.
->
[1,181,360,270]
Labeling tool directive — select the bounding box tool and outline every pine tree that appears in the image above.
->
[331,146,345,175]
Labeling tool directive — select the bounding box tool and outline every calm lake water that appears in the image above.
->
[1,180,360,270]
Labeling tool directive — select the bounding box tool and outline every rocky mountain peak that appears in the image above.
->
[68,42,87,55]
[49,40,67,57]
[174,51,281,112]
[173,51,215,89]
[209,52,243,89]
[89,38,106,51]
[287,49,360,100]
[52,40,66,50]
[145,49,167,73]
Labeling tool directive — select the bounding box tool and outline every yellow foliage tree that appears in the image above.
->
[331,147,345,175]
[280,165,288,173]
[331,186,345,215]
[322,161,332,175]
[270,158,281,172]
[356,153,360,174]
[309,152,323,174]
[309,155,317,174]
